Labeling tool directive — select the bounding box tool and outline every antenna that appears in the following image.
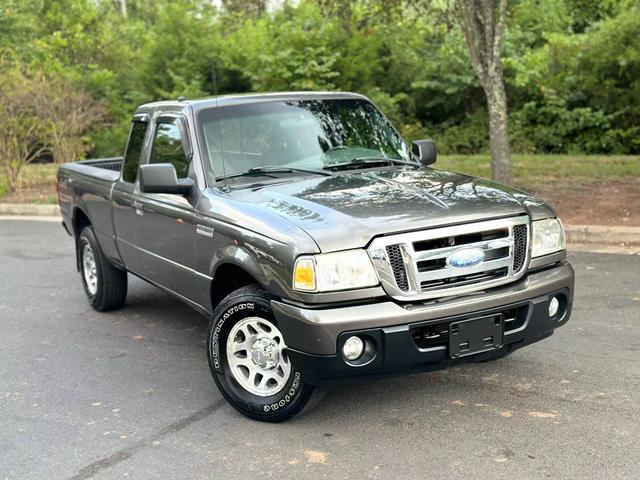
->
[211,52,229,193]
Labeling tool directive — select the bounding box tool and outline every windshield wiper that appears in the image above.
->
[323,156,418,171]
[217,165,331,181]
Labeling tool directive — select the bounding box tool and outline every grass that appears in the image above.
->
[438,155,640,227]
[0,155,638,204]
[0,163,58,204]
[0,174,6,198]
[438,154,640,192]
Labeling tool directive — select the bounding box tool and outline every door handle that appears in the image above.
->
[132,200,144,215]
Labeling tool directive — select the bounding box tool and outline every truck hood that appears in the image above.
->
[228,167,548,252]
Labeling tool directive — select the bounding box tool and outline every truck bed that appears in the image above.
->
[57,158,125,253]
[59,157,123,183]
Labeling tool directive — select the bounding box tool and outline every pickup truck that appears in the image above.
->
[57,92,574,422]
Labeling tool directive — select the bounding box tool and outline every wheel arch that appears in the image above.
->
[72,207,92,236]
[210,262,266,309]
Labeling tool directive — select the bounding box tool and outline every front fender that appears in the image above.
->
[209,240,294,300]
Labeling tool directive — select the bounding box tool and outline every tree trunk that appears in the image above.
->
[485,75,512,184]
[454,0,512,184]
[5,164,21,193]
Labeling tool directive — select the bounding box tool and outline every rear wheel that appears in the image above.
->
[207,285,315,422]
[78,226,127,311]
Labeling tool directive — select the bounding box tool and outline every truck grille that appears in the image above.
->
[368,216,530,301]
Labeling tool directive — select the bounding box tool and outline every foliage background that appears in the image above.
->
[1,0,639,159]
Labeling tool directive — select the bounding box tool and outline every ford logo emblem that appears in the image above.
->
[446,248,485,268]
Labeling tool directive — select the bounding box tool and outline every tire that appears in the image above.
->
[207,284,315,422]
[78,226,127,312]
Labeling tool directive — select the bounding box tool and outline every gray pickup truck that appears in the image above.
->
[57,92,574,422]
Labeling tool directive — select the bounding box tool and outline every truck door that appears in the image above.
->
[129,114,203,306]
[112,115,150,269]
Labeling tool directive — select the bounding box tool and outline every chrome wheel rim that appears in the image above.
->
[82,243,98,296]
[226,317,291,397]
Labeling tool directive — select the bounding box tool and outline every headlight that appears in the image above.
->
[531,218,565,257]
[293,250,379,292]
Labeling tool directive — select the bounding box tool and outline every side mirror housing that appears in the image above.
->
[412,139,437,166]
[138,163,194,195]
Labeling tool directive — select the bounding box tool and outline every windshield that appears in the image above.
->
[197,98,412,181]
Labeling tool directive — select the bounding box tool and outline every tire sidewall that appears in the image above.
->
[78,228,100,306]
[207,289,311,421]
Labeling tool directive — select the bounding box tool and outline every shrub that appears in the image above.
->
[511,93,617,153]
[432,111,489,155]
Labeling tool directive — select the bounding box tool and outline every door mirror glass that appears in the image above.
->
[138,163,194,195]
[411,139,437,166]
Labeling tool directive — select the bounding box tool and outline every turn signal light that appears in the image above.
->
[293,258,316,291]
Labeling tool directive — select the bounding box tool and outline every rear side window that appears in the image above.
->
[122,121,148,183]
[149,121,189,179]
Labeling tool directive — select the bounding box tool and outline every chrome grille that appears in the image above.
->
[368,216,530,301]
[420,267,508,291]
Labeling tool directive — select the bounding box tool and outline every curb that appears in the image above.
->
[564,224,640,246]
[1,203,639,245]
[0,203,60,216]
[568,243,640,255]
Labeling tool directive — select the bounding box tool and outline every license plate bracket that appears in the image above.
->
[449,314,504,359]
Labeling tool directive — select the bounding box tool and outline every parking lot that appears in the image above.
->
[1,219,639,479]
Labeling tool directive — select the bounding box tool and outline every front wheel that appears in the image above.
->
[207,285,315,422]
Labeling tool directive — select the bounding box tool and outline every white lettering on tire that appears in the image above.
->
[263,372,301,413]
[211,303,254,369]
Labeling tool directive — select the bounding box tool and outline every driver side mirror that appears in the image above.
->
[412,139,437,166]
[138,163,194,195]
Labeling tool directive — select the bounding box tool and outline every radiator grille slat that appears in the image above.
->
[420,267,508,291]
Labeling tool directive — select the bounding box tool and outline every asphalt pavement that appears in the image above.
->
[1,219,639,479]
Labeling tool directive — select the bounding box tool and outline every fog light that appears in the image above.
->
[342,336,365,361]
[549,296,560,317]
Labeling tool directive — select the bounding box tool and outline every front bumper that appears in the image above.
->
[272,261,574,385]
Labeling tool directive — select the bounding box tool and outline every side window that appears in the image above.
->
[121,121,147,183]
[149,121,189,179]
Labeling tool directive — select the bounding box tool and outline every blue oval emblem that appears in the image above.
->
[446,248,485,268]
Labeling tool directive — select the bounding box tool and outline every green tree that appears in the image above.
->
[222,2,343,92]
[41,77,107,164]
[2,0,640,169]
[0,68,51,192]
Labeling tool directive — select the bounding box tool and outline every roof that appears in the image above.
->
[136,91,368,115]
